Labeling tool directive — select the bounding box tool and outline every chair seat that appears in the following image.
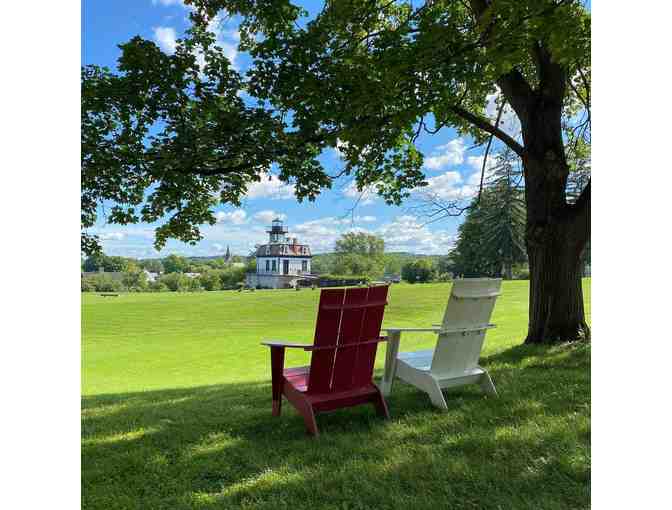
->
[398,349,434,371]
[397,350,486,379]
[284,366,310,392]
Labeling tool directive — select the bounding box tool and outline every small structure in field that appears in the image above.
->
[246,218,315,289]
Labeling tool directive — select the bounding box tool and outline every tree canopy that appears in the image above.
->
[332,232,386,278]
[82,0,591,342]
[83,1,589,255]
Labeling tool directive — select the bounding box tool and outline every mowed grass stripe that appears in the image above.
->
[82,280,590,510]
[82,280,590,395]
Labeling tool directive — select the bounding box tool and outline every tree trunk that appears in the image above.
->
[522,151,590,344]
[525,221,589,343]
[459,14,591,343]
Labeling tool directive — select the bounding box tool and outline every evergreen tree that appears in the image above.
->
[480,149,527,279]
[450,149,526,278]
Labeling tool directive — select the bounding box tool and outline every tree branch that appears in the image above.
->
[450,105,524,157]
[496,69,534,120]
[474,100,505,205]
[571,178,590,245]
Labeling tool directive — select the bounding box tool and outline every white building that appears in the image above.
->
[246,218,314,289]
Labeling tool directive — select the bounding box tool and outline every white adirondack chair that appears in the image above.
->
[380,278,502,409]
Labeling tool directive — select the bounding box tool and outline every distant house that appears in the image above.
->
[143,270,160,282]
[183,272,201,279]
[246,218,315,289]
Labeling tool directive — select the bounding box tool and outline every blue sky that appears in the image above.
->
[82,0,516,258]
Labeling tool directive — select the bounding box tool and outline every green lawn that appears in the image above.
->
[82,280,590,509]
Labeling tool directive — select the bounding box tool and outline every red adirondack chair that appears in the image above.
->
[261,285,390,436]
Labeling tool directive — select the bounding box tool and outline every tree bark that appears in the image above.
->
[521,130,590,344]
[525,214,590,343]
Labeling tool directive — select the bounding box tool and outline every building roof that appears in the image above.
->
[255,243,312,257]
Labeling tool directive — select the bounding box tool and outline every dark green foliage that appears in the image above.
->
[139,258,164,274]
[310,253,339,275]
[335,232,385,257]
[163,254,189,274]
[317,274,371,283]
[313,252,441,278]
[81,278,96,293]
[450,149,526,278]
[198,270,222,291]
[81,28,297,254]
[83,253,131,273]
[158,273,191,292]
[244,258,256,274]
[401,259,437,283]
[220,266,248,289]
[121,267,148,291]
[82,274,124,293]
[332,232,386,279]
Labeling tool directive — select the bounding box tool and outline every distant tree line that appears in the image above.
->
[81,253,253,293]
[311,233,443,281]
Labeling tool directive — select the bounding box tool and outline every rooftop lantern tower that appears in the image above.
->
[267,218,289,244]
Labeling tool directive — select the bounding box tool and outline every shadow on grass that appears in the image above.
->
[82,343,590,510]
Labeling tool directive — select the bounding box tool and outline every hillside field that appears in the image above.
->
[82,280,591,509]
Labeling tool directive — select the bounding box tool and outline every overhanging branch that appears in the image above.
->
[450,105,524,157]
[571,178,590,245]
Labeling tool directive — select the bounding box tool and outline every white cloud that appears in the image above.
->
[205,15,240,69]
[342,180,378,205]
[152,26,177,54]
[332,215,377,225]
[414,153,502,202]
[215,210,247,224]
[291,218,365,252]
[213,243,224,251]
[424,138,466,170]
[415,171,477,201]
[98,232,125,241]
[152,0,187,8]
[358,215,377,223]
[485,91,521,138]
[245,172,295,200]
[151,14,240,69]
[253,210,287,224]
[466,154,500,187]
[377,215,455,254]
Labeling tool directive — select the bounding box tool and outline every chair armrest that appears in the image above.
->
[262,337,387,351]
[388,324,497,334]
[382,327,442,333]
[438,324,497,334]
[261,340,313,350]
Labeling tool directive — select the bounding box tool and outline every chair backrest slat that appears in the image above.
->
[439,279,501,330]
[307,286,389,395]
[431,279,501,376]
[331,287,368,391]
[307,288,345,393]
[352,285,388,388]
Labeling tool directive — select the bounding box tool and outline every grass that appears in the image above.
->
[82,280,590,509]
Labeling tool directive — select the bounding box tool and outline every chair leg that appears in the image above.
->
[371,386,391,419]
[272,397,282,416]
[270,346,285,416]
[479,371,498,397]
[380,331,401,396]
[300,404,319,437]
[426,378,448,410]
